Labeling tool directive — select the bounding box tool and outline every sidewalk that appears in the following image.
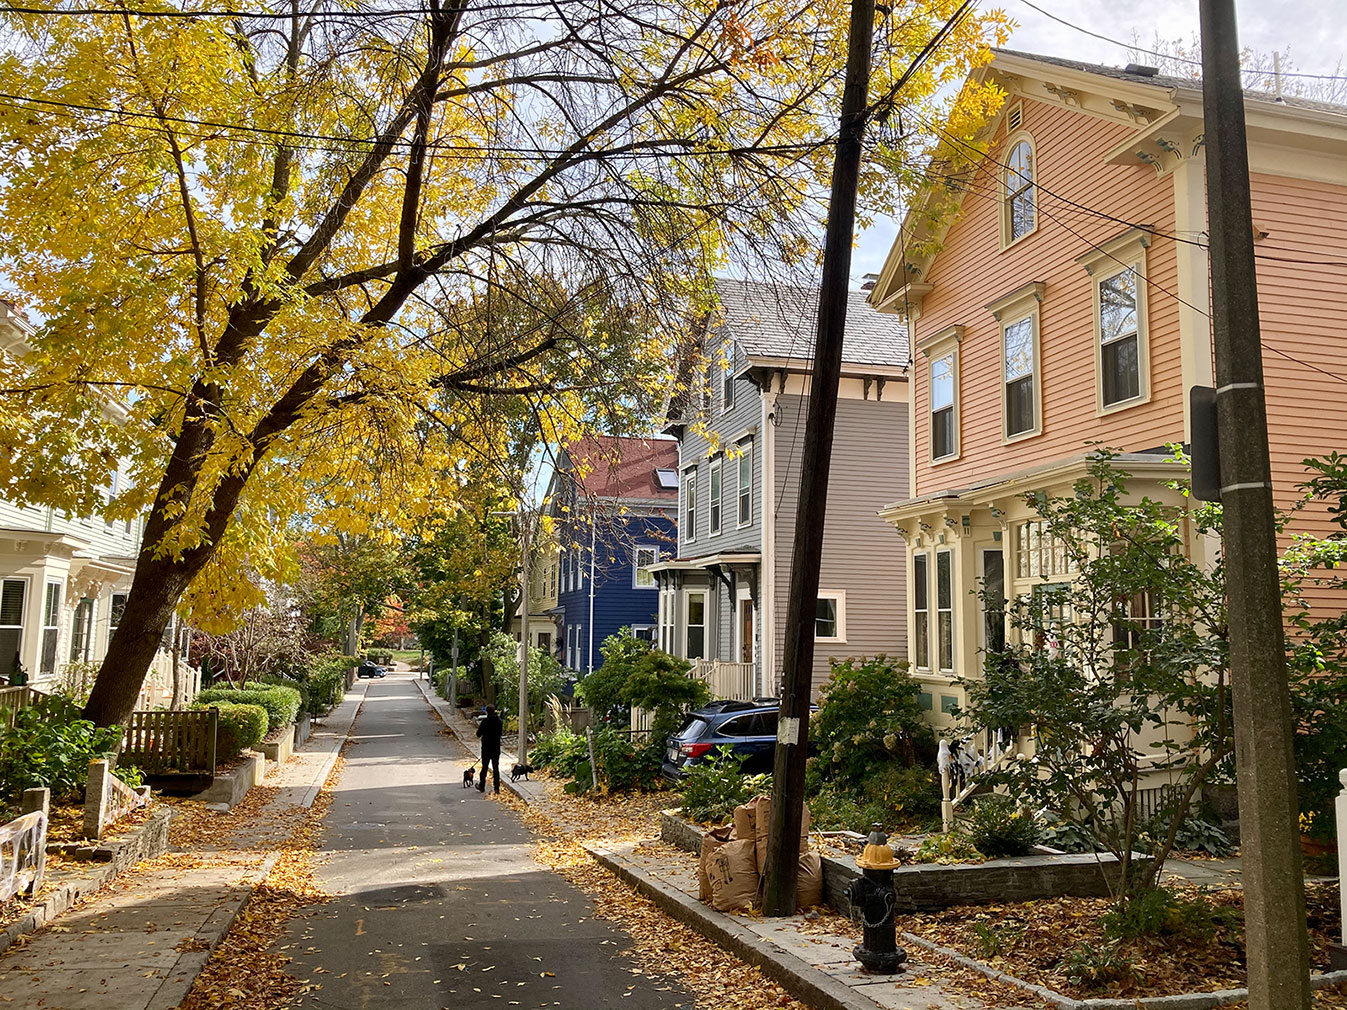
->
[413,680,1016,1010]
[0,681,366,1010]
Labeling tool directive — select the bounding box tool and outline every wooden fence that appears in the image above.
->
[121,709,218,777]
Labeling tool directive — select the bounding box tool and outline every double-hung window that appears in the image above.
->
[736,439,753,527]
[722,352,735,412]
[1003,316,1036,436]
[931,353,956,460]
[0,579,26,678]
[41,582,61,675]
[685,592,707,659]
[69,598,94,664]
[683,467,697,543]
[912,554,929,670]
[708,459,722,536]
[988,283,1044,441]
[633,546,659,588]
[1099,267,1141,405]
[936,550,954,673]
[1081,230,1151,411]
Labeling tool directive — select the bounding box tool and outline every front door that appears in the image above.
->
[739,598,754,663]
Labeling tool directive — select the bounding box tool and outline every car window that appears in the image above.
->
[676,717,710,741]
[718,715,753,737]
[752,711,778,736]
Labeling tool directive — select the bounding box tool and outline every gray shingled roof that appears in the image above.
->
[996,48,1347,118]
[712,276,908,369]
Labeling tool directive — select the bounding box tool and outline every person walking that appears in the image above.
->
[475,704,503,793]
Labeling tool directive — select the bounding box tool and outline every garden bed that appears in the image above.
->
[660,807,1147,914]
[904,883,1346,1004]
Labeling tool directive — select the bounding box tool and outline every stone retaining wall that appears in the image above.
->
[660,809,1146,915]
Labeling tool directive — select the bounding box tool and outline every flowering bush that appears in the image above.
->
[810,655,933,788]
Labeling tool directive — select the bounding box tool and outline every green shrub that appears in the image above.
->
[0,703,123,803]
[115,765,146,791]
[680,749,770,823]
[198,684,301,731]
[577,631,711,738]
[594,732,664,793]
[912,830,983,864]
[1039,816,1097,853]
[255,674,309,715]
[960,795,1040,858]
[1152,814,1234,857]
[1100,886,1240,942]
[531,728,589,777]
[808,780,890,833]
[1062,941,1135,990]
[860,764,941,826]
[811,655,934,787]
[209,702,269,759]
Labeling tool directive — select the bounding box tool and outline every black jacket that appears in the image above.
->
[476,712,503,755]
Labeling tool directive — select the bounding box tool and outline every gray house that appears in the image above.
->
[651,277,910,699]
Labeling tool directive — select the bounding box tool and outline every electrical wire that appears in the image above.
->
[1014,0,1347,83]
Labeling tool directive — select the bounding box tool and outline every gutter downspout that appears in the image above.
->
[587,514,596,676]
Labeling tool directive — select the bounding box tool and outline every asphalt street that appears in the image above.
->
[273,673,695,1009]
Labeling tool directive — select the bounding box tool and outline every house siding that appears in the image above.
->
[772,390,909,692]
[1249,170,1347,613]
[913,97,1184,499]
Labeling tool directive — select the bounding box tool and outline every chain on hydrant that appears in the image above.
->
[846,823,908,974]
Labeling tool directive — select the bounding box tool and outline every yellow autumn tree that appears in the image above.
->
[0,0,1008,725]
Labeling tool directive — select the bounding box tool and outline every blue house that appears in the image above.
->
[543,436,679,674]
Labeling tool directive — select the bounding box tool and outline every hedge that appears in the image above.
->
[209,702,268,759]
[197,684,301,732]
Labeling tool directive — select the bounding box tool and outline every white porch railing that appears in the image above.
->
[629,659,758,737]
[689,659,756,702]
[938,727,1019,832]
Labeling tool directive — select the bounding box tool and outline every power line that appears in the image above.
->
[1015,0,1347,83]
[1,0,538,19]
[893,112,1347,385]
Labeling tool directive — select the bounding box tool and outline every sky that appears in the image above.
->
[849,0,1347,283]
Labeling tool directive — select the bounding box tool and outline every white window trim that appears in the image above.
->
[1000,130,1038,250]
[721,350,735,414]
[1079,229,1153,416]
[41,579,62,675]
[734,586,756,664]
[684,589,708,660]
[631,624,656,643]
[987,282,1046,444]
[632,545,660,589]
[735,438,754,528]
[708,457,723,537]
[815,590,847,644]
[682,466,697,544]
[919,325,964,465]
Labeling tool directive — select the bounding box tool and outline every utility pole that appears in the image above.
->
[761,0,874,916]
[1199,3,1310,1007]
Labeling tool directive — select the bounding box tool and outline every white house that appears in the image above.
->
[0,303,193,707]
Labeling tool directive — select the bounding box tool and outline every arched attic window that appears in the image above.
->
[1004,137,1036,244]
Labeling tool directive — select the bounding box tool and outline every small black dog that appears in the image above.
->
[510,763,534,782]
[462,765,476,789]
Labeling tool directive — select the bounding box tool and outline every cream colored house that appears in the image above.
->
[0,304,194,706]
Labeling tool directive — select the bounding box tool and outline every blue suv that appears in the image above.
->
[663,699,813,780]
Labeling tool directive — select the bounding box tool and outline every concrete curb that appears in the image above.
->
[143,851,281,1010]
[296,681,368,809]
[0,805,173,958]
[586,841,881,1010]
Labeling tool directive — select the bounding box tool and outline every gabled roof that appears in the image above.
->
[713,276,909,370]
[560,435,679,502]
[869,47,1347,315]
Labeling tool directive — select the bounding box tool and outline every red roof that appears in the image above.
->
[563,435,679,501]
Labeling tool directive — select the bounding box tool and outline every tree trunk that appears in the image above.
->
[83,552,198,727]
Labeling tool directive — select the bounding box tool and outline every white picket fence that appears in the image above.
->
[629,659,758,738]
